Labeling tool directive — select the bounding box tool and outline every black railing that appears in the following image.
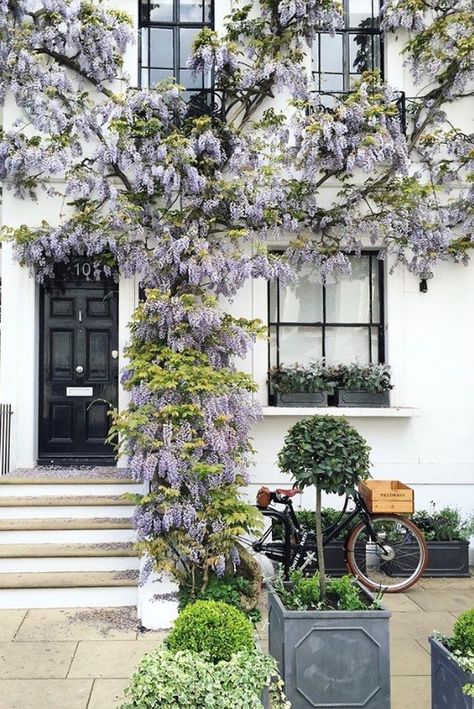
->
[309,90,407,135]
[185,88,226,121]
[0,404,12,475]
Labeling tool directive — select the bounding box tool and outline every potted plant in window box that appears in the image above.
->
[389,507,473,578]
[430,608,474,709]
[268,361,336,407]
[331,363,392,407]
[267,415,391,709]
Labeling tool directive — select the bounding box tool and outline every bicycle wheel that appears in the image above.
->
[345,515,428,593]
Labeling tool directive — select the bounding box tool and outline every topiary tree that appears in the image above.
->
[278,415,371,600]
[165,599,255,663]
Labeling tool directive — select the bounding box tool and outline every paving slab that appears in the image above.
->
[68,640,160,679]
[390,611,456,652]
[382,593,422,612]
[390,637,430,676]
[0,679,92,709]
[88,678,129,709]
[391,675,430,709]
[0,611,27,641]
[405,589,474,613]
[15,608,138,642]
[0,641,77,679]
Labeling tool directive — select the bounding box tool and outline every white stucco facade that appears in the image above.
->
[0,0,472,530]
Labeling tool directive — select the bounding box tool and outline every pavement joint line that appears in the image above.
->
[86,676,96,709]
[12,609,29,641]
[414,638,430,655]
[66,640,80,679]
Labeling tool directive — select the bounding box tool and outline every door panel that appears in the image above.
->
[39,280,119,463]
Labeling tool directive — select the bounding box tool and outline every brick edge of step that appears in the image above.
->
[0,571,139,589]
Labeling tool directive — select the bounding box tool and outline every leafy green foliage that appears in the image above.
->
[269,361,336,394]
[329,363,392,393]
[121,648,290,709]
[274,570,379,611]
[452,609,474,657]
[278,415,371,495]
[178,573,261,623]
[166,600,255,663]
[412,507,474,542]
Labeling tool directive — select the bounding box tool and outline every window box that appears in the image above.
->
[333,388,390,408]
[275,391,330,407]
[268,582,391,709]
[430,635,474,709]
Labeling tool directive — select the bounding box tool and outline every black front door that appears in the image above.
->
[39,279,119,464]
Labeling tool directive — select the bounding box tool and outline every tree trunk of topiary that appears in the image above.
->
[315,484,326,601]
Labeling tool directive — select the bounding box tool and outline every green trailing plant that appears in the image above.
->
[178,573,262,623]
[274,570,382,612]
[165,600,255,664]
[435,608,474,699]
[121,648,291,709]
[278,415,371,600]
[269,361,336,394]
[330,363,392,393]
[412,507,474,542]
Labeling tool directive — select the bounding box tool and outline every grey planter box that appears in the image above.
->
[335,389,390,408]
[388,541,470,578]
[275,391,329,407]
[430,636,474,709]
[268,583,391,709]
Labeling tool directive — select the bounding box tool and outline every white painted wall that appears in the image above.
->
[0,2,472,534]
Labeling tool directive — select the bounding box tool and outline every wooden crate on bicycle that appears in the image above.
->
[359,480,414,514]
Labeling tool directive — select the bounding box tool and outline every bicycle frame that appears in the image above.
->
[254,491,377,579]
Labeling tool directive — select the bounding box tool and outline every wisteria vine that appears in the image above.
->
[0,0,473,591]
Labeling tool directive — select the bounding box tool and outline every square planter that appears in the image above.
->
[268,583,391,709]
[430,636,474,709]
[386,541,470,578]
[334,389,390,408]
[275,391,329,407]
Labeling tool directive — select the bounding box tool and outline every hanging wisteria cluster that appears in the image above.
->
[0,0,473,590]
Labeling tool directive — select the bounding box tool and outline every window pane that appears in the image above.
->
[325,326,370,365]
[141,68,149,86]
[140,29,149,66]
[370,327,380,363]
[320,34,343,73]
[372,258,381,323]
[279,266,323,322]
[325,257,370,323]
[350,33,373,73]
[269,326,277,369]
[321,74,344,93]
[150,68,174,85]
[311,36,319,73]
[180,27,199,66]
[150,28,174,67]
[278,326,323,366]
[179,0,204,22]
[269,280,278,323]
[180,68,206,88]
[150,0,173,22]
[349,0,373,28]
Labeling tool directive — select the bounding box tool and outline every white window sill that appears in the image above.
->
[261,407,419,418]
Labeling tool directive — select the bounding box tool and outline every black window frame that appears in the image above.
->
[312,0,383,94]
[138,0,214,91]
[268,251,386,388]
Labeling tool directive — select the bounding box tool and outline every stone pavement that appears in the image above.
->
[0,575,472,709]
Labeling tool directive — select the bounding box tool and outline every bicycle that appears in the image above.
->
[250,485,428,593]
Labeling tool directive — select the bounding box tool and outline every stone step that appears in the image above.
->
[0,517,134,531]
[0,570,139,589]
[0,543,137,558]
[0,495,136,507]
[0,476,137,485]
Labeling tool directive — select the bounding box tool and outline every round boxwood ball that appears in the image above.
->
[166,599,255,663]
